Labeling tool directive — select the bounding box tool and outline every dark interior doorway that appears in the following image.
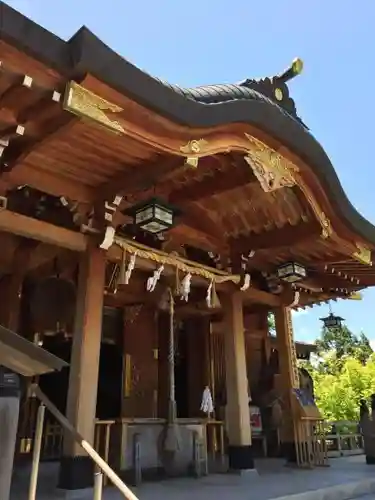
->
[96,307,123,419]
[38,306,123,419]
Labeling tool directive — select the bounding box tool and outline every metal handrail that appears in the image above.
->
[28,384,140,500]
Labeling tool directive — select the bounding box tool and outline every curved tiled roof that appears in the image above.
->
[159,80,306,127]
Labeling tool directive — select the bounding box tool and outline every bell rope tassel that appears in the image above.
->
[164,287,180,452]
[146,264,164,292]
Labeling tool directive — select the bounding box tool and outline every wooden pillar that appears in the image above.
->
[274,306,299,461]
[223,292,254,471]
[58,247,106,490]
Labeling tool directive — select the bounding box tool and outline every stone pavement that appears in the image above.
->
[10,455,375,500]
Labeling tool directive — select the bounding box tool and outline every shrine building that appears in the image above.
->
[0,1,374,492]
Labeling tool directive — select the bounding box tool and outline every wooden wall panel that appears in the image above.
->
[122,305,158,418]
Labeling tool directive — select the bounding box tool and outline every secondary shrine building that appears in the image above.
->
[1,1,375,492]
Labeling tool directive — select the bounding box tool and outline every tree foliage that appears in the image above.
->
[268,313,275,333]
[311,355,375,421]
[306,324,374,421]
[316,325,373,364]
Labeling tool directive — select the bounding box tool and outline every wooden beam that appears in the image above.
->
[168,166,255,205]
[304,272,354,293]
[6,165,93,202]
[230,220,322,254]
[0,209,87,252]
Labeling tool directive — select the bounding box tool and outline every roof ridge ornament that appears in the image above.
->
[275,58,304,84]
[239,58,305,127]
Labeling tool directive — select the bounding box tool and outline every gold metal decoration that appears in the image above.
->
[180,139,209,168]
[123,353,132,398]
[63,81,125,134]
[352,242,372,266]
[286,308,300,389]
[320,213,332,239]
[297,178,333,240]
[244,134,299,192]
[274,88,283,101]
[291,58,304,76]
[347,291,363,300]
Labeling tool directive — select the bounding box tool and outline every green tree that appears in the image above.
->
[354,332,373,365]
[268,313,275,333]
[300,322,374,421]
[312,355,375,421]
[316,324,373,364]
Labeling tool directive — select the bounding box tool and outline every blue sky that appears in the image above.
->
[5,0,375,345]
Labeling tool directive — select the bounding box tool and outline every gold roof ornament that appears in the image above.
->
[292,58,304,76]
[352,242,372,266]
[276,58,304,84]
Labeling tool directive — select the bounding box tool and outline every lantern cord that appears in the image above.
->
[329,302,332,314]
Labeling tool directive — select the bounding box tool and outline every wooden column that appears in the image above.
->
[223,292,254,471]
[58,247,106,490]
[274,306,299,461]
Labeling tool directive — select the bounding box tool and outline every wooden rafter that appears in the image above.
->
[168,163,256,205]
[0,62,74,185]
[98,156,183,201]
[230,219,322,254]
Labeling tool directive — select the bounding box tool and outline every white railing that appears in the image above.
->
[325,420,364,458]
[28,384,140,500]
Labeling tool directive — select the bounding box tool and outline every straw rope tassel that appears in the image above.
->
[164,288,180,452]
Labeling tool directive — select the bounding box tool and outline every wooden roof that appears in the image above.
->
[0,2,373,308]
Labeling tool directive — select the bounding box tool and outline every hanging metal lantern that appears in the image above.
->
[123,197,180,234]
[31,276,76,333]
[319,312,344,329]
[276,262,307,283]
